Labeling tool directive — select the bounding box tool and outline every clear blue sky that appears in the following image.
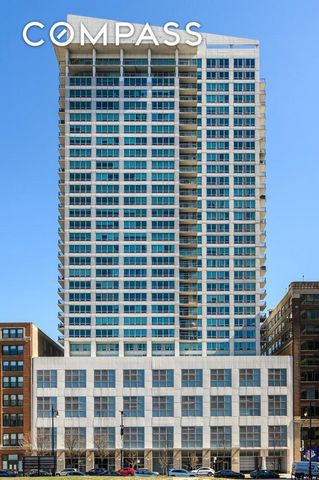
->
[1,0,318,341]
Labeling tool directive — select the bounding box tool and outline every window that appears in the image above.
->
[210,396,232,416]
[239,368,260,387]
[123,396,144,417]
[3,376,23,388]
[70,343,91,356]
[268,425,287,447]
[123,427,144,449]
[239,395,261,416]
[210,369,232,387]
[94,427,115,449]
[3,433,23,447]
[182,396,203,416]
[181,369,203,387]
[152,396,174,417]
[65,370,86,388]
[94,370,116,388]
[152,426,174,448]
[240,426,261,447]
[37,397,57,418]
[181,427,203,448]
[3,394,23,407]
[268,369,287,386]
[37,427,56,451]
[94,397,116,417]
[2,345,23,355]
[65,397,86,417]
[65,427,86,450]
[211,426,232,448]
[3,414,23,427]
[123,369,144,388]
[37,370,57,388]
[2,361,23,371]
[2,328,24,339]
[268,395,287,416]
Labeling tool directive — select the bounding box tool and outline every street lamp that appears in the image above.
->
[51,405,59,474]
[120,411,125,469]
[303,402,313,480]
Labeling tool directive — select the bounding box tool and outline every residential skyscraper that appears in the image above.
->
[57,15,266,358]
[31,17,293,474]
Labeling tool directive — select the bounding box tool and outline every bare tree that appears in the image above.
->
[184,452,198,471]
[64,431,86,463]
[94,434,113,468]
[158,449,170,475]
[35,429,52,456]
[125,451,139,469]
[21,433,36,456]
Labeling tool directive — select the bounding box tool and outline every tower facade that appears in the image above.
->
[57,16,266,358]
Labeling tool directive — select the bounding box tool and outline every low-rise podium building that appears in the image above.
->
[32,355,293,473]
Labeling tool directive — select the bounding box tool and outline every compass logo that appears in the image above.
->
[22,20,202,47]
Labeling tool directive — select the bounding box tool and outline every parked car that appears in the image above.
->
[86,467,107,475]
[135,469,159,476]
[0,471,17,478]
[214,470,245,479]
[56,468,77,476]
[168,469,196,477]
[291,462,319,479]
[64,472,84,477]
[29,471,52,477]
[250,470,280,479]
[191,467,215,476]
[117,467,136,476]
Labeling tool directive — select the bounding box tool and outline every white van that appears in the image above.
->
[291,462,319,479]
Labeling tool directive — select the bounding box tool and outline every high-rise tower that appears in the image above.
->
[33,18,293,474]
[57,16,266,358]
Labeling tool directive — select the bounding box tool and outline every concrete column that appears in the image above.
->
[202,449,210,466]
[115,450,122,470]
[57,451,65,471]
[144,450,152,469]
[173,449,182,468]
[92,48,96,77]
[231,448,240,471]
[86,450,94,470]
[65,49,69,77]
[260,449,267,469]
[175,48,179,77]
[148,48,151,77]
[120,49,124,77]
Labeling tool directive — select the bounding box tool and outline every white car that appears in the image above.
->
[191,467,215,476]
[56,468,77,476]
[169,469,196,477]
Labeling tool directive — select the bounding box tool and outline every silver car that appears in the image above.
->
[191,467,215,476]
[168,469,196,477]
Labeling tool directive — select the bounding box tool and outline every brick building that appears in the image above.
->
[0,323,62,472]
[261,282,319,462]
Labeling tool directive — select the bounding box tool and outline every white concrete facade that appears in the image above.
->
[33,355,293,473]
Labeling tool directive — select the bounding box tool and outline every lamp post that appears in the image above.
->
[304,402,313,480]
[120,410,125,469]
[51,405,59,474]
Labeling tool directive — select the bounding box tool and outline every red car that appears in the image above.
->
[117,468,135,476]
